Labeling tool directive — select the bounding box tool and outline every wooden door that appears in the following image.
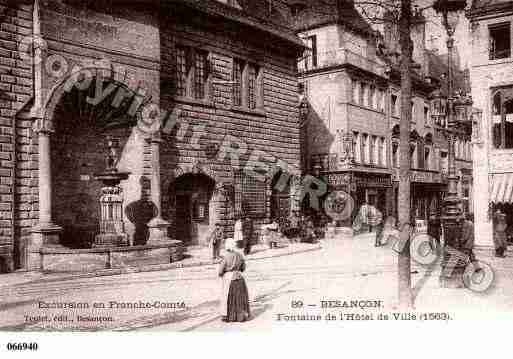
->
[175,195,191,243]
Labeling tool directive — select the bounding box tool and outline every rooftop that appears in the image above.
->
[467,0,513,18]
[173,0,304,47]
[285,0,375,37]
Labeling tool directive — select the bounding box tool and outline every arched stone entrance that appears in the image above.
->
[46,72,138,248]
[164,163,230,246]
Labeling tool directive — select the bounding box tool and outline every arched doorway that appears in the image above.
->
[49,75,137,248]
[270,169,290,220]
[170,173,216,246]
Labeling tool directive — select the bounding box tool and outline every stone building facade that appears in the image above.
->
[292,1,473,230]
[0,0,304,272]
[467,0,513,246]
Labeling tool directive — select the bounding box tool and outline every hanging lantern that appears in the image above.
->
[430,88,447,126]
[453,95,473,126]
[433,0,467,36]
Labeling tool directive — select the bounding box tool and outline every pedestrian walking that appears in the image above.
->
[493,209,508,258]
[242,215,254,255]
[381,216,397,246]
[359,202,370,233]
[368,205,383,247]
[234,212,244,250]
[208,224,224,260]
[461,213,476,263]
[427,210,441,251]
[218,238,250,323]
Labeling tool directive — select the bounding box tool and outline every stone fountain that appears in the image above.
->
[93,136,130,247]
[38,135,185,272]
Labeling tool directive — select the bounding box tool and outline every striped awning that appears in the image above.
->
[491,173,513,203]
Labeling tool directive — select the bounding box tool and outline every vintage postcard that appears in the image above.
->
[0,0,511,351]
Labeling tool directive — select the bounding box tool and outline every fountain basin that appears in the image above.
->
[38,240,185,273]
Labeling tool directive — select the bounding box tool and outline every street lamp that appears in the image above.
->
[433,0,469,287]
[433,0,468,288]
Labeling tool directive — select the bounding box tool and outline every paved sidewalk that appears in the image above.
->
[0,241,321,289]
[1,230,509,296]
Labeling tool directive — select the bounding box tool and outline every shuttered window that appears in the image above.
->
[193,50,208,99]
[176,46,188,97]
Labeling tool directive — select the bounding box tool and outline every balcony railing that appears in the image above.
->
[298,48,388,77]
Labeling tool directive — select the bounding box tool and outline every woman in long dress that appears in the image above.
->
[218,238,250,322]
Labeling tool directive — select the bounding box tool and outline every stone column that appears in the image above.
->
[29,118,62,270]
[146,132,171,244]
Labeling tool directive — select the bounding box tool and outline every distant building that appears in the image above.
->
[467,0,513,246]
[291,0,472,230]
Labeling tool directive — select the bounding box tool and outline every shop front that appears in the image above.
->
[392,169,446,229]
[324,171,393,228]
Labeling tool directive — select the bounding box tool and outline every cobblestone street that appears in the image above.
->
[1,234,512,332]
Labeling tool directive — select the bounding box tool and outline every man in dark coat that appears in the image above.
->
[209,224,224,260]
[461,213,475,263]
[242,215,254,255]
[493,209,508,258]
[427,210,441,251]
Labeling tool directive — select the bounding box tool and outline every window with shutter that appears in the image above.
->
[193,50,208,99]
[232,59,244,106]
[247,64,258,109]
[176,46,188,97]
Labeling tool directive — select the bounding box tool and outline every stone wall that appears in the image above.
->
[0,0,33,271]
[159,5,301,238]
[468,12,513,245]
[0,1,302,269]
[23,1,161,258]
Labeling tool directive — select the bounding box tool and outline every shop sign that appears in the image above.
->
[392,169,443,184]
[327,173,352,187]
[354,174,391,188]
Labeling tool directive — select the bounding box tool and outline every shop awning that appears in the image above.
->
[491,173,513,203]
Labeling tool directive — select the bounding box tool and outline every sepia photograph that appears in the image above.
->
[0,0,511,355]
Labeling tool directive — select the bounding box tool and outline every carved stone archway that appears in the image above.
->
[163,163,233,245]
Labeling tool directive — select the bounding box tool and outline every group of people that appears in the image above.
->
[358,205,482,268]
[281,211,321,243]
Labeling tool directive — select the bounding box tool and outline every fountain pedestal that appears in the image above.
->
[93,136,130,248]
[93,174,129,247]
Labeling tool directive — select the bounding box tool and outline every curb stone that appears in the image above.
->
[3,245,322,287]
